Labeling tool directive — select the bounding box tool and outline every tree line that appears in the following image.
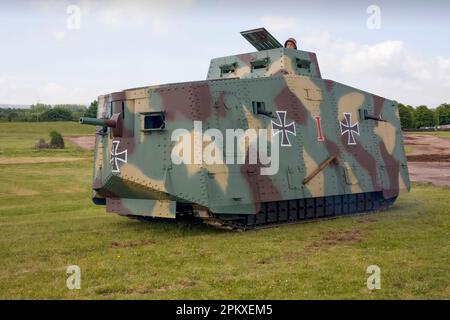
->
[1,100,449,129]
[398,103,450,129]
[0,101,98,122]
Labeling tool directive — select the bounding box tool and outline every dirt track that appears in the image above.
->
[404,133,450,188]
[66,135,95,150]
[66,134,450,188]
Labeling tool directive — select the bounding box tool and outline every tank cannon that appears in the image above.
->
[80,113,123,137]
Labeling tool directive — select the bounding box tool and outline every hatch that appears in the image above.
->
[240,27,283,51]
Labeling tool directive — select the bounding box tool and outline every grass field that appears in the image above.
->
[0,122,449,299]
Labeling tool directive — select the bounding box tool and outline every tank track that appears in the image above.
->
[200,191,397,231]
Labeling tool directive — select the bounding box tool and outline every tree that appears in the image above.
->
[414,105,435,128]
[7,111,19,122]
[406,105,416,128]
[39,107,73,121]
[83,100,98,118]
[436,103,450,125]
[29,103,51,122]
[398,103,414,129]
[49,130,64,148]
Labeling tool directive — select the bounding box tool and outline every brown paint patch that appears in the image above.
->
[239,146,282,212]
[325,139,341,158]
[372,94,385,118]
[93,175,103,189]
[274,85,308,125]
[156,83,212,121]
[110,239,155,248]
[236,53,254,67]
[111,91,126,101]
[214,91,228,118]
[106,198,134,216]
[308,52,322,78]
[192,83,213,120]
[324,79,335,92]
[379,142,400,199]
[341,136,380,191]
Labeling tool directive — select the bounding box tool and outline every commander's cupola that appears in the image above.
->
[206,28,322,80]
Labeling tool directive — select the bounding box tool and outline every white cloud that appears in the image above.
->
[260,15,299,31]
[301,32,450,106]
[0,76,95,105]
[36,83,91,105]
[80,0,195,32]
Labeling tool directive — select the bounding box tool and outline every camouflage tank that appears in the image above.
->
[80,28,410,230]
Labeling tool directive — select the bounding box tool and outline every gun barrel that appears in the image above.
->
[79,117,106,126]
[79,117,119,128]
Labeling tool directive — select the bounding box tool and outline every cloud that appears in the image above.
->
[0,76,94,105]
[260,15,299,31]
[36,83,91,104]
[301,31,450,106]
[79,0,195,32]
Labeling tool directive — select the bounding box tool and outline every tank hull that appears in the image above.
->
[88,74,410,228]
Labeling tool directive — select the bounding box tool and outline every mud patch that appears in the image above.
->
[404,133,450,187]
[305,229,364,252]
[66,135,95,150]
[257,258,271,265]
[403,134,450,157]
[110,239,155,248]
[408,162,450,188]
[407,154,450,162]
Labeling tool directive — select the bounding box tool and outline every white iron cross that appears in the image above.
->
[340,112,360,145]
[271,111,296,147]
[110,140,127,173]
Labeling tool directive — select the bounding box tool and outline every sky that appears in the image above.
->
[0,0,449,107]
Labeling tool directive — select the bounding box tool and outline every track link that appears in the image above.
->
[201,191,397,231]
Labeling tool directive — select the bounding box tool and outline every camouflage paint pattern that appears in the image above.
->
[87,47,410,219]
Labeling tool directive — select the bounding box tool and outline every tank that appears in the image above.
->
[80,27,410,230]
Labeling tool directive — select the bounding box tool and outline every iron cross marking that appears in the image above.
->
[340,112,360,145]
[110,140,127,173]
[271,111,296,147]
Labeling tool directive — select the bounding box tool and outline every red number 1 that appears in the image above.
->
[315,116,324,141]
